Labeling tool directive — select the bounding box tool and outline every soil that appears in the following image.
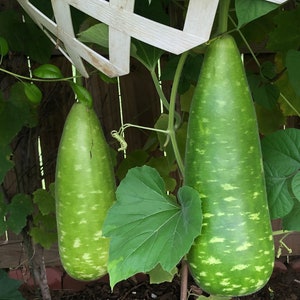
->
[19,257,300,300]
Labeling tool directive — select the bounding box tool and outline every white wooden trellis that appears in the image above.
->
[17,0,288,78]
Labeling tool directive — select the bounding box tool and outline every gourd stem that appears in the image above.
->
[217,0,231,35]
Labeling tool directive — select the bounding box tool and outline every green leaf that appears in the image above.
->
[33,188,55,215]
[154,114,172,156]
[6,193,33,234]
[30,213,57,249]
[148,264,177,284]
[134,0,169,25]
[147,156,177,192]
[285,49,300,97]
[131,39,164,72]
[292,171,300,201]
[70,82,93,108]
[0,10,53,63]
[235,0,279,28]
[33,64,63,79]
[0,82,38,146]
[247,73,279,109]
[24,83,42,105]
[161,53,203,95]
[103,166,202,288]
[274,54,300,116]
[0,144,14,184]
[282,200,300,231]
[267,6,300,52]
[255,103,285,135]
[261,128,300,219]
[116,150,149,181]
[0,269,25,300]
[78,23,109,49]
[0,36,8,56]
[180,86,195,113]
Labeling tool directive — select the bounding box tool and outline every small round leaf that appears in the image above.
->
[70,82,93,108]
[33,64,63,79]
[24,83,42,105]
[0,36,9,56]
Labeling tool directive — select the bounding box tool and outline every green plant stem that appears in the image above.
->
[228,15,261,68]
[119,123,169,135]
[0,66,79,82]
[217,0,231,35]
[168,51,188,175]
[280,92,300,117]
[150,70,181,125]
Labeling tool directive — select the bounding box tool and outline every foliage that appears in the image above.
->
[261,128,300,226]
[103,165,202,287]
[0,269,25,300]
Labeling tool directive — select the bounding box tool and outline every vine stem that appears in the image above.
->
[168,51,189,176]
[216,0,231,35]
[228,15,261,68]
[150,70,181,125]
[0,66,80,82]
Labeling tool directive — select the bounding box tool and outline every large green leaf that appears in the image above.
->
[134,0,169,25]
[274,54,300,116]
[0,144,14,184]
[235,0,278,28]
[282,200,300,231]
[6,193,33,234]
[78,23,109,49]
[267,6,300,52]
[103,165,202,288]
[255,103,285,135]
[33,188,55,215]
[0,10,53,63]
[261,128,300,219]
[0,269,25,300]
[30,213,57,249]
[0,82,39,146]
[292,171,300,201]
[161,53,203,95]
[247,72,279,110]
[285,49,300,97]
[131,39,164,72]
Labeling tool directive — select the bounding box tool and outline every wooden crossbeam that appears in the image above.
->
[16,0,285,77]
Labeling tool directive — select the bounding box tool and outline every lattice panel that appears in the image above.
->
[17,0,288,78]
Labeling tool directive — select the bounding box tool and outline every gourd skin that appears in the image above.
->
[185,35,274,296]
[55,102,115,281]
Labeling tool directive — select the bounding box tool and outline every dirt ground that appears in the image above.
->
[19,257,300,300]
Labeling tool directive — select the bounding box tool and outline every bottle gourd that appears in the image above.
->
[185,35,274,296]
[55,101,116,281]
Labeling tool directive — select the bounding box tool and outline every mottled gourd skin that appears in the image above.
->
[55,102,116,281]
[184,35,274,297]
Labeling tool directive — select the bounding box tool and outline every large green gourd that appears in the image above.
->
[185,35,274,296]
[55,101,115,281]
